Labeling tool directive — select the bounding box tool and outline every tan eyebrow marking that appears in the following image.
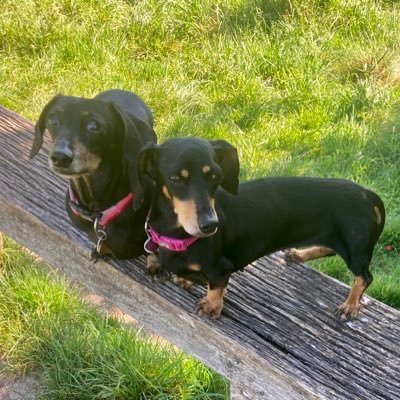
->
[180,169,189,178]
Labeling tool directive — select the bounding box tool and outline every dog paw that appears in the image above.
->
[146,254,169,281]
[335,301,361,321]
[173,276,195,289]
[196,296,223,319]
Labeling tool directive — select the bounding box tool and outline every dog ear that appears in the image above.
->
[209,140,240,194]
[132,142,159,211]
[30,95,63,158]
[109,104,157,210]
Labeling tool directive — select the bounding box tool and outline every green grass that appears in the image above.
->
[0,236,229,399]
[1,0,400,395]
[4,0,399,303]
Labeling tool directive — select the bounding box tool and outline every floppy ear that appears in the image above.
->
[132,142,159,211]
[109,104,157,210]
[209,140,240,194]
[30,95,63,158]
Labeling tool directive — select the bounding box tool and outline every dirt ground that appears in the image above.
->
[0,364,41,400]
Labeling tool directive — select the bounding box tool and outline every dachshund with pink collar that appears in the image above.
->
[134,137,385,321]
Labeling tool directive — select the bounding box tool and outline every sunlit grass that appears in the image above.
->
[0,237,229,398]
[1,0,400,395]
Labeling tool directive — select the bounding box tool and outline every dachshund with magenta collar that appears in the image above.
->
[133,137,385,320]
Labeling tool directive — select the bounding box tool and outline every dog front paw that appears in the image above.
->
[173,276,195,289]
[146,254,169,281]
[196,296,223,319]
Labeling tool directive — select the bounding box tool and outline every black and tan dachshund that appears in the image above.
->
[134,137,385,320]
[30,89,158,267]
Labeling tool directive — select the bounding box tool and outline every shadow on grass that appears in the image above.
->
[216,0,292,34]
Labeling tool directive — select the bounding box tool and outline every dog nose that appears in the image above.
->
[50,148,73,168]
[199,220,218,235]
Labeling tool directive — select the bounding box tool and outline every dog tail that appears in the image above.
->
[366,189,386,239]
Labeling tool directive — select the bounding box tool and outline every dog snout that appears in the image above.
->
[50,143,73,169]
[198,215,218,235]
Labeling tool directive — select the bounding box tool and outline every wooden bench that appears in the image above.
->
[1,106,399,399]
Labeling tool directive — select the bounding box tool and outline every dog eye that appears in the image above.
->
[87,120,101,133]
[46,116,59,128]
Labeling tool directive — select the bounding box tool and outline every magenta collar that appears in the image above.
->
[68,184,133,227]
[144,219,199,253]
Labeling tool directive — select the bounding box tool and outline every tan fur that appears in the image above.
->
[202,165,211,174]
[188,263,201,271]
[197,286,227,319]
[374,206,382,225]
[180,169,189,178]
[146,254,160,276]
[337,276,367,320]
[287,246,334,262]
[172,197,198,234]
[50,139,101,176]
[74,141,102,173]
[172,196,217,237]
[162,185,171,200]
[173,276,194,289]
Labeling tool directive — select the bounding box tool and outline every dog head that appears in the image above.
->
[135,137,239,237]
[30,94,156,198]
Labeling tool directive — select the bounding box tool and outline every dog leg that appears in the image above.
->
[197,285,227,319]
[336,273,371,320]
[286,246,335,262]
[146,254,169,281]
[146,253,160,275]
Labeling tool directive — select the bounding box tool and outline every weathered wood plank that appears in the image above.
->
[1,106,399,399]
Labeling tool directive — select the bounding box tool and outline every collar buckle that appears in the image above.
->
[69,200,102,222]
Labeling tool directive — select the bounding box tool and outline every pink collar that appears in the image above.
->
[144,222,199,253]
[68,184,133,227]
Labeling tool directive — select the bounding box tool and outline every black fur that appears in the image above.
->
[31,89,156,259]
[137,137,385,319]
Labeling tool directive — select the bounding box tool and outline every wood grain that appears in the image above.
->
[0,106,399,400]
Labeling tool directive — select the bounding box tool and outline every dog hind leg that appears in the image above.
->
[286,246,335,262]
[336,250,373,320]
